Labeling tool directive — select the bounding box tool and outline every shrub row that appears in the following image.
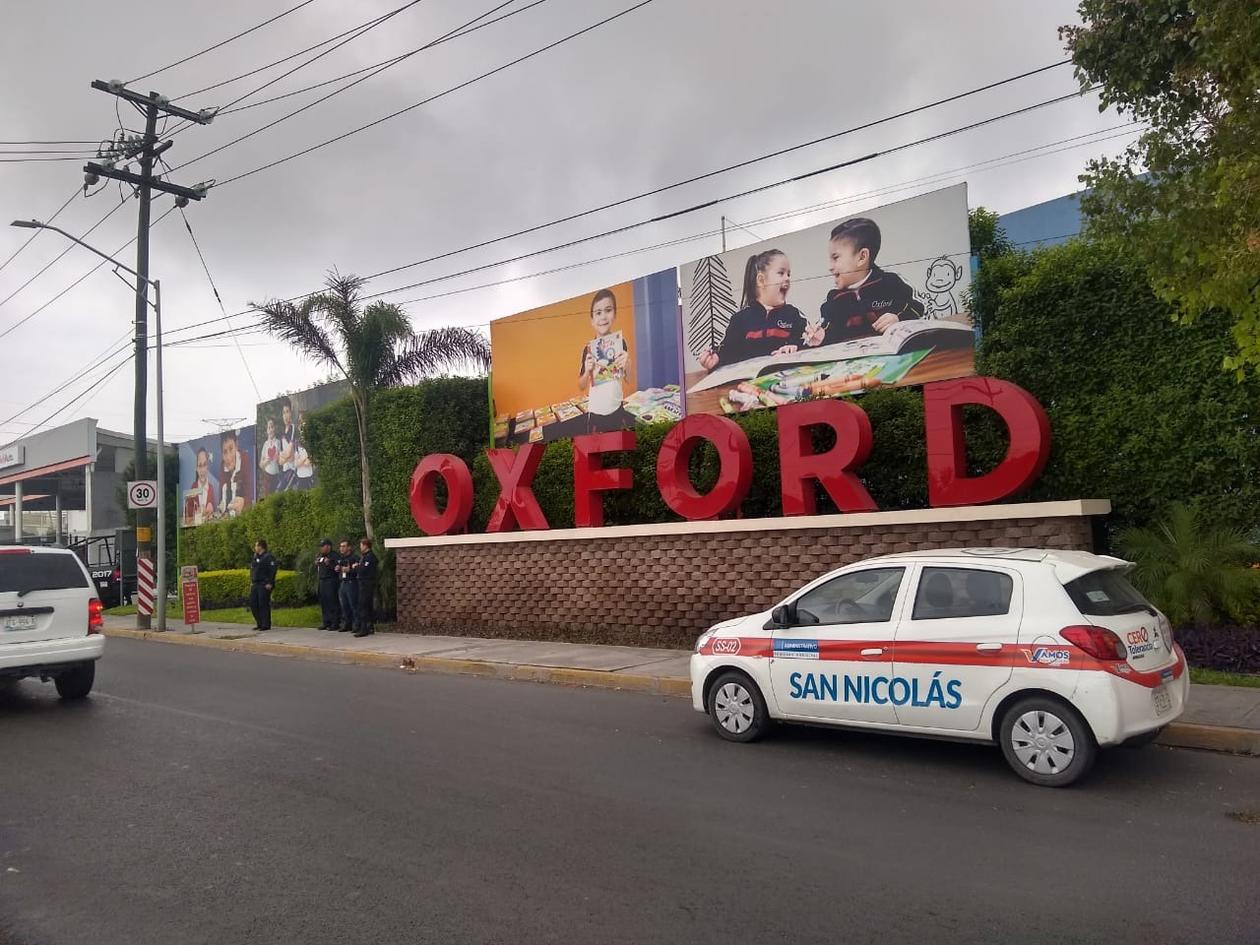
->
[196,569,307,609]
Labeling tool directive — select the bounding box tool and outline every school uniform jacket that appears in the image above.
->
[819,266,925,344]
[714,302,807,366]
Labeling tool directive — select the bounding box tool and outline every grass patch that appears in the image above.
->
[104,602,323,628]
[104,604,137,616]
[1189,667,1260,689]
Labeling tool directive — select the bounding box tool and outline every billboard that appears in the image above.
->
[256,380,348,498]
[680,184,974,416]
[489,270,681,446]
[177,426,257,527]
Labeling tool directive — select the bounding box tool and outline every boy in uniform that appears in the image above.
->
[817,217,925,344]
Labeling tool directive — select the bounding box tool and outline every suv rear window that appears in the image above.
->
[1063,569,1153,616]
[0,553,91,595]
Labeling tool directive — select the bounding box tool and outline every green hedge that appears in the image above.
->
[196,569,306,609]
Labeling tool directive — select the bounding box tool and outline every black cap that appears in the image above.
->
[319,538,332,547]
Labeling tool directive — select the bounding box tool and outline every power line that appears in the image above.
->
[0,338,134,442]
[220,0,553,115]
[170,0,548,173]
[0,195,132,313]
[0,203,177,342]
[198,0,658,182]
[13,353,133,443]
[0,187,79,275]
[177,205,262,401]
[127,0,322,85]
[0,139,102,145]
[355,87,1101,303]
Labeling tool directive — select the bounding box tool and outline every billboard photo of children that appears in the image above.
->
[681,184,976,417]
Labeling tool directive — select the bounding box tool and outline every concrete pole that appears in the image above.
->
[54,490,62,545]
[154,280,167,631]
[13,481,22,544]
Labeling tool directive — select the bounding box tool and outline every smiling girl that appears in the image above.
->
[700,249,814,370]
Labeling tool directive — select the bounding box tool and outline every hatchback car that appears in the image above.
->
[690,548,1187,787]
[0,546,105,699]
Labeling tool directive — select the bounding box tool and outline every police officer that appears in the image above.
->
[354,538,379,638]
[315,538,339,631]
[249,539,278,632]
[336,538,358,632]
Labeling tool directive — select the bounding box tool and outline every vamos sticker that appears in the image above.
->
[711,638,741,655]
[773,638,820,660]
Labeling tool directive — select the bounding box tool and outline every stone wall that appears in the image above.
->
[392,509,1097,650]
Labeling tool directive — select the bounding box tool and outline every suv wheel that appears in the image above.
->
[999,696,1096,787]
[706,671,769,743]
[54,662,95,700]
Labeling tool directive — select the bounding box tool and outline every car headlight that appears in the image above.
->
[695,629,715,653]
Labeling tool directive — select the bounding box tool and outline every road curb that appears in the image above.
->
[103,627,692,699]
[1157,722,1260,756]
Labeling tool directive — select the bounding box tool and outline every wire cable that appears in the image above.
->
[170,0,545,172]
[0,187,79,276]
[127,0,322,85]
[0,195,132,313]
[177,206,262,400]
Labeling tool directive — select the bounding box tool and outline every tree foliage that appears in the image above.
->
[253,272,489,539]
[1062,0,1260,373]
[1117,503,1260,626]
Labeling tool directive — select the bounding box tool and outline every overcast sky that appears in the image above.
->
[0,0,1122,445]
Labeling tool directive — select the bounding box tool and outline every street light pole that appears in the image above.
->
[10,219,169,631]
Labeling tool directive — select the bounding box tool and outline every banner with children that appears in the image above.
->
[680,184,975,417]
[489,270,682,446]
[177,426,257,528]
[255,380,349,499]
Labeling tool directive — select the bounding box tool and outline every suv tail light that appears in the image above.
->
[0,548,33,555]
[1061,625,1126,661]
[88,598,104,634]
[111,568,121,582]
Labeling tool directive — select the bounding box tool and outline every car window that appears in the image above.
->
[1063,569,1154,617]
[911,567,1013,620]
[794,568,904,625]
[0,554,91,596]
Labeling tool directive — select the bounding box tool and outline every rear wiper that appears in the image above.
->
[1116,602,1158,617]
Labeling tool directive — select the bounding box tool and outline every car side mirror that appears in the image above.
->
[766,604,795,630]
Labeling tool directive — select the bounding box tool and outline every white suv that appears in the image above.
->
[0,546,105,699]
[690,548,1188,787]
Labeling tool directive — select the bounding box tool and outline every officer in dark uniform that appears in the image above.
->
[354,538,379,637]
[315,538,339,630]
[336,538,358,632]
[249,539,278,631]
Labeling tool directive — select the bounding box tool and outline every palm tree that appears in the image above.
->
[253,272,490,540]
[1117,503,1260,627]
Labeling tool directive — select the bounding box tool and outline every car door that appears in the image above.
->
[769,566,908,726]
[892,565,1023,732]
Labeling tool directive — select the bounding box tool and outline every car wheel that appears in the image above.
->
[706,671,769,743]
[54,662,95,700]
[999,696,1096,787]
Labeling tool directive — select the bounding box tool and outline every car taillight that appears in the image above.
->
[1061,625,1126,661]
[88,598,104,634]
[0,548,32,555]
[111,568,121,582]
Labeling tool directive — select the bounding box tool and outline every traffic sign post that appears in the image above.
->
[127,480,158,510]
[180,565,201,630]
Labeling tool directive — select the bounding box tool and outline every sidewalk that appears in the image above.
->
[102,616,1260,754]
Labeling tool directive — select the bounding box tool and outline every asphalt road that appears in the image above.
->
[2,640,1258,945]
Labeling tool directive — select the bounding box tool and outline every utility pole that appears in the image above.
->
[87,80,214,630]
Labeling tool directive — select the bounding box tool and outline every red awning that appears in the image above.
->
[0,455,92,488]
[0,493,49,507]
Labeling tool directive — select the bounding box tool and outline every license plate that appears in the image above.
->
[1152,684,1173,717]
[3,615,36,631]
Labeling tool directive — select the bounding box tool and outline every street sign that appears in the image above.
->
[180,565,201,628]
[127,480,158,509]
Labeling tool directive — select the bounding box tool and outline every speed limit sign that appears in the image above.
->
[127,480,158,510]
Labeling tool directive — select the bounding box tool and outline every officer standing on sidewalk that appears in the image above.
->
[249,539,278,632]
[336,538,359,632]
[315,538,339,631]
[354,538,379,637]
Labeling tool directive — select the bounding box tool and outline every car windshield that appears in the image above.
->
[0,554,90,597]
[1063,568,1155,617]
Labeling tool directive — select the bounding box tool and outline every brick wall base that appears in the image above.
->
[393,510,1097,650]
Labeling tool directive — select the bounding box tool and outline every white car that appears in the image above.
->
[690,548,1188,787]
[0,546,105,699]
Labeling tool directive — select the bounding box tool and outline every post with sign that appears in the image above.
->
[128,481,160,627]
[180,565,201,631]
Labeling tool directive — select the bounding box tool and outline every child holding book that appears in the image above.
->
[578,288,631,431]
[817,218,925,344]
[700,249,814,370]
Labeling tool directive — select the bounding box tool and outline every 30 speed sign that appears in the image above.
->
[127,480,158,510]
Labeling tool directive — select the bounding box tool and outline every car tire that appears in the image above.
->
[706,671,770,743]
[999,696,1096,787]
[54,662,95,700]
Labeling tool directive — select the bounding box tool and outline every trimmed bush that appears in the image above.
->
[1176,625,1260,675]
[197,569,307,609]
